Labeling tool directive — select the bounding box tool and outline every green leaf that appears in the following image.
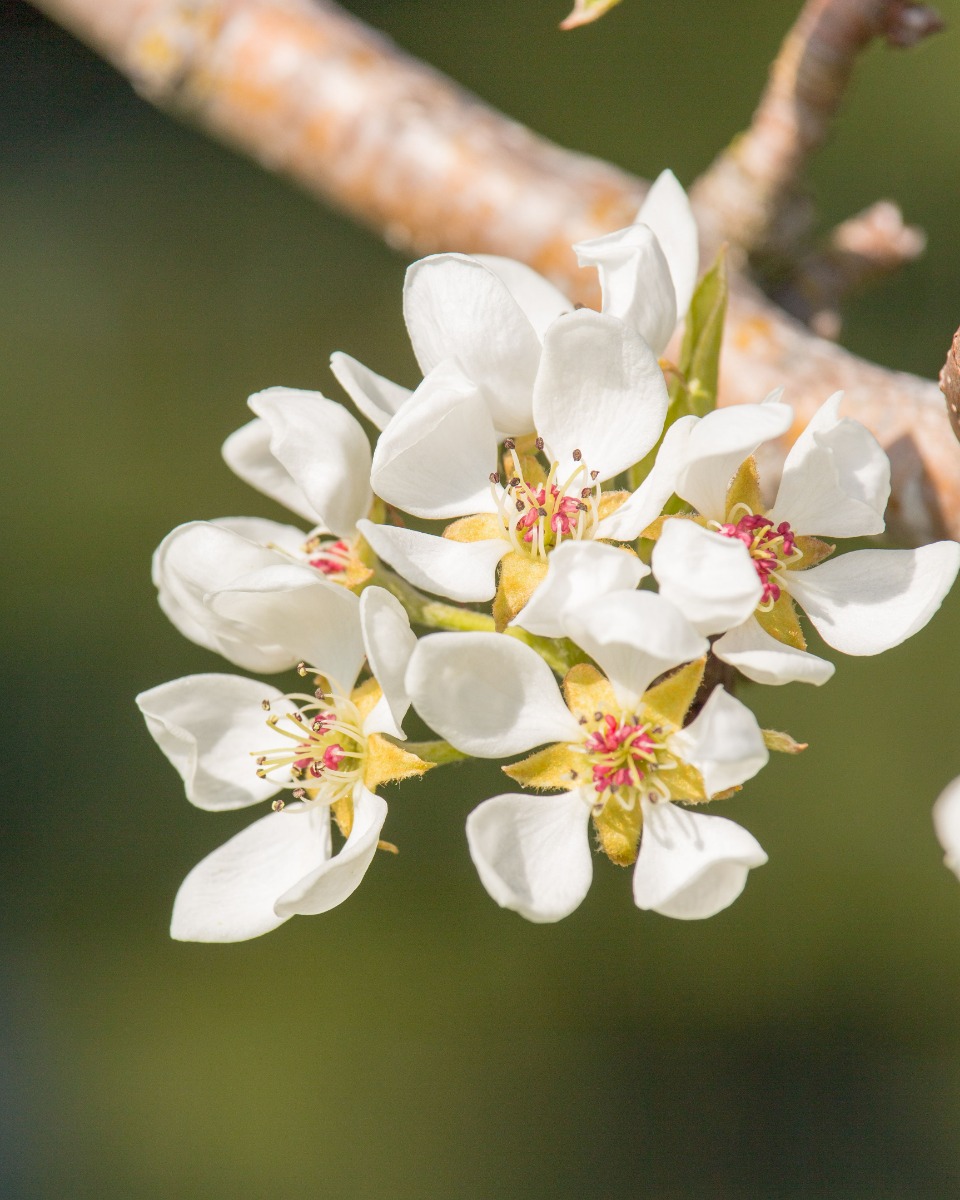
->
[669,245,728,419]
[560,0,624,29]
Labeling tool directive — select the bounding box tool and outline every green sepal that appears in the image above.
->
[724,455,763,517]
[763,729,808,754]
[642,657,707,730]
[560,0,624,30]
[502,743,585,792]
[755,591,806,650]
[790,535,836,571]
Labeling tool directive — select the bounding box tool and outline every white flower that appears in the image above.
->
[648,392,960,685]
[137,588,428,941]
[405,592,768,922]
[221,385,378,586]
[153,518,365,677]
[934,775,960,881]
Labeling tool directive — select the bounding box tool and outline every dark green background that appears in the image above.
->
[5,2,960,1195]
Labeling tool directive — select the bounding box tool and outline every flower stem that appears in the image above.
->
[401,739,469,765]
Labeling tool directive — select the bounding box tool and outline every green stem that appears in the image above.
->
[363,563,583,675]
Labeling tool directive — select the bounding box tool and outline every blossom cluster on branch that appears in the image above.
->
[138,173,960,942]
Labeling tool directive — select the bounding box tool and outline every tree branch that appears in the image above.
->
[30,0,960,545]
[691,0,944,265]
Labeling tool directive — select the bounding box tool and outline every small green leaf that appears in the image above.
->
[669,246,729,419]
[560,0,623,29]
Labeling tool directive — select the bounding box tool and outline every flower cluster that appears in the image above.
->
[139,171,960,940]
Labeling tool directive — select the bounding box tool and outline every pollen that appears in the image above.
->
[716,507,803,609]
[489,441,600,561]
[249,670,367,807]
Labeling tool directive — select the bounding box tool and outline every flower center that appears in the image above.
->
[582,712,671,804]
[490,438,600,561]
[303,534,353,576]
[252,664,366,809]
[716,507,801,608]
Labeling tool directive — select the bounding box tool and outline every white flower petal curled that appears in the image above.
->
[207,561,365,686]
[471,254,573,338]
[564,590,708,707]
[359,586,417,739]
[329,351,412,432]
[768,392,890,538]
[170,804,331,942]
[652,518,762,636]
[674,401,794,521]
[785,543,960,655]
[635,169,700,323]
[594,415,698,542]
[153,520,320,673]
[532,309,668,482]
[136,674,292,811]
[357,519,507,603]
[222,420,318,523]
[247,386,372,539]
[712,617,836,686]
[466,791,593,923]
[573,222,677,356]
[274,788,388,918]
[370,361,498,519]
[406,632,582,758]
[667,686,768,797]
[933,776,960,879]
[403,253,542,434]
[633,799,767,920]
[511,540,649,638]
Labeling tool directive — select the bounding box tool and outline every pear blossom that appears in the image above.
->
[647,392,960,685]
[406,592,768,922]
[362,312,669,627]
[221,384,379,587]
[137,588,429,941]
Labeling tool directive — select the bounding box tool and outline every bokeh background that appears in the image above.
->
[5,1,960,1195]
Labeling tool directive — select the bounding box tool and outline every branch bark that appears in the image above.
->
[30,0,960,545]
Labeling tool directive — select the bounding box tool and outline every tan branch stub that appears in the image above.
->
[691,0,944,265]
[940,330,960,444]
[30,0,960,545]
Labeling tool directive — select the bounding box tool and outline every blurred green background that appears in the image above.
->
[5,1,960,1195]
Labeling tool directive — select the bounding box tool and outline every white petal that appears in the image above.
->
[594,415,698,542]
[357,519,506,603]
[471,254,573,338]
[652,519,762,636]
[574,222,677,356]
[222,419,319,523]
[153,520,311,673]
[406,632,582,757]
[675,401,794,521]
[633,799,767,920]
[137,674,292,810]
[564,590,708,707]
[170,805,330,942]
[511,540,648,638]
[466,791,593,923]
[933,776,960,879]
[768,392,890,537]
[533,310,668,482]
[359,587,417,738]
[712,617,835,686]
[403,253,541,433]
[370,361,499,519]
[786,543,960,655]
[211,515,309,559]
[274,787,388,917]
[329,351,412,431]
[668,686,768,796]
[208,562,365,687]
[247,387,372,538]
[635,169,700,321]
